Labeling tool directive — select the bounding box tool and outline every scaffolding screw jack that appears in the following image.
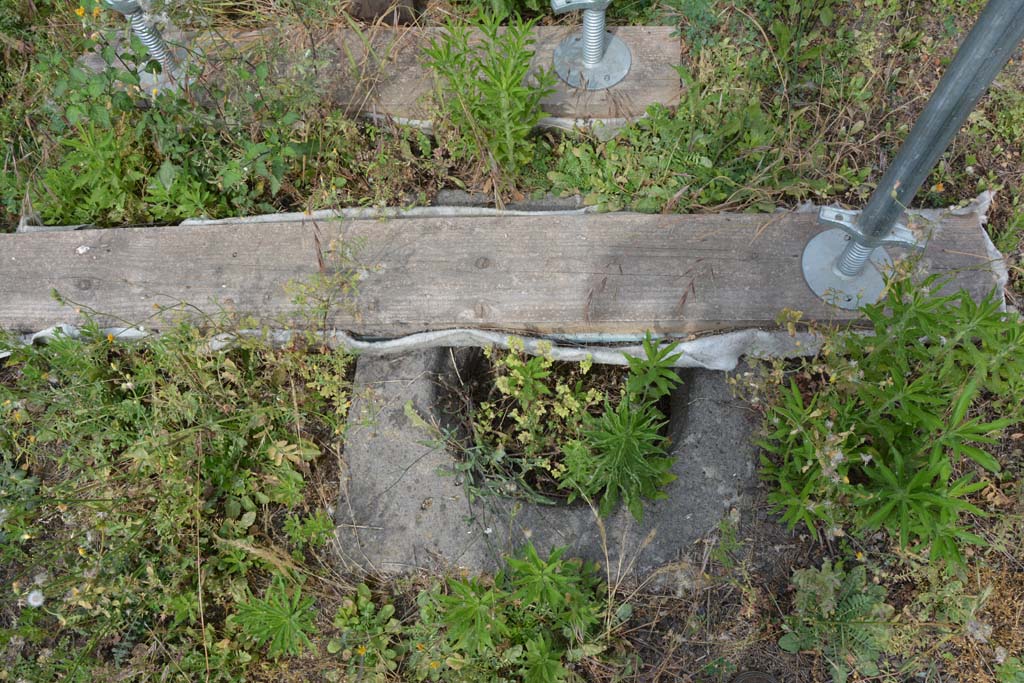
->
[550,0,631,90]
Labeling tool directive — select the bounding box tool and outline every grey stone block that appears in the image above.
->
[336,348,759,578]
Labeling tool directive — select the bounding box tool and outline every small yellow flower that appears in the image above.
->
[93,6,101,17]
[429,661,441,670]
[356,645,367,656]
[75,6,86,17]
[931,182,945,193]
[151,87,160,97]
[78,547,88,557]
[855,551,864,560]
[106,333,114,344]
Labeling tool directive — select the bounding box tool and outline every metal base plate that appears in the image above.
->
[802,228,893,310]
[553,33,631,90]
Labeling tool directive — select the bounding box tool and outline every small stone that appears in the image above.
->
[967,619,992,644]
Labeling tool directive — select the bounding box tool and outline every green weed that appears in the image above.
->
[36,120,150,226]
[461,0,548,20]
[562,393,676,520]
[285,235,363,338]
[699,657,739,681]
[996,194,1024,257]
[998,657,1024,683]
[0,314,353,680]
[886,555,993,672]
[467,339,604,492]
[548,42,805,213]
[329,583,403,679]
[464,334,681,520]
[236,577,318,658]
[407,543,607,682]
[565,336,683,521]
[779,560,894,683]
[657,0,719,47]
[710,515,743,569]
[760,0,841,75]
[4,10,452,229]
[424,11,556,197]
[760,275,1024,570]
[284,510,336,556]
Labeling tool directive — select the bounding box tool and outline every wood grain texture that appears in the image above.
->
[0,211,1000,336]
[190,25,680,120]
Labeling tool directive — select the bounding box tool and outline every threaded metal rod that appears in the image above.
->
[581,8,606,67]
[127,9,175,73]
[835,240,874,277]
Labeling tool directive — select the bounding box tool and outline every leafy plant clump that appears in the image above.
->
[3,6,454,230]
[0,317,353,680]
[760,275,1024,569]
[239,544,628,683]
[424,11,556,195]
[236,577,318,658]
[464,335,682,520]
[314,544,620,682]
[779,560,894,683]
[329,583,404,679]
[547,45,812,213]
[406,543,610,682]
[998,657,1024,683]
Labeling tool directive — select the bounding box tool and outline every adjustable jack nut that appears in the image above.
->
[801,207,926,310]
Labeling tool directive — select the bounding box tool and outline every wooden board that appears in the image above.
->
[0,211,1000,336]
[193,25,681,120]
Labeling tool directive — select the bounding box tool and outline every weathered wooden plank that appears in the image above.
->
[195,25,681,120]
[0,211,999,336]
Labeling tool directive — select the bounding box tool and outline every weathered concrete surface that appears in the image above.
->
[336,348,759,577]
[335,349,490,573]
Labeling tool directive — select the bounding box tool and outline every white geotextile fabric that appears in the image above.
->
[1,325,821,371]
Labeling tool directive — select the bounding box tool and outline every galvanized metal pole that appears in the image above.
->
[803,0,1024,308]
